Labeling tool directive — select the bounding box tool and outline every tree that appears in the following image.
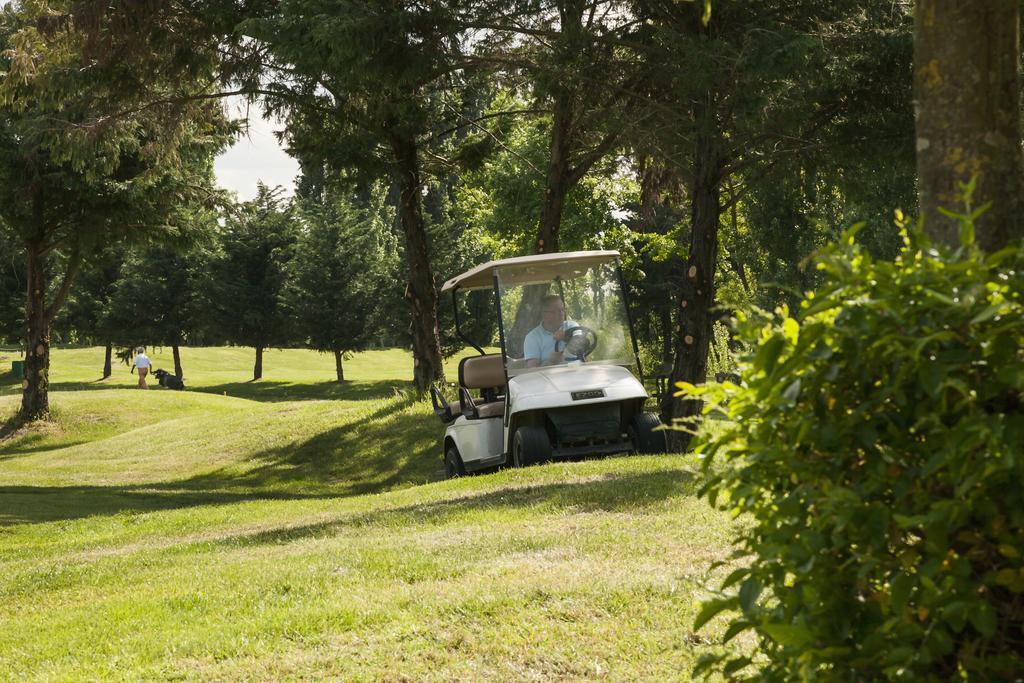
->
[625,0,914,449]
[62,246,124,378]
[464,0,639,256]
[286,187,399,383]
[204,185,298,381]
[107,242,209,379]
[0,229,24,346]
[241,0,474,392]
[0,1,230,419]
[914,1,1022,251]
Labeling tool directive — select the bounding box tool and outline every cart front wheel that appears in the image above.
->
[512,426,551,468]
[629,412,668,454]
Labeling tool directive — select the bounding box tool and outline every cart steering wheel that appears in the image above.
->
[559,325,599,360]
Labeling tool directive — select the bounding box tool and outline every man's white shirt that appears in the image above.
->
[523,320,577,364]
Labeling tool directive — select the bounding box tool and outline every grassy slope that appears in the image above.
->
[0,347,735,681]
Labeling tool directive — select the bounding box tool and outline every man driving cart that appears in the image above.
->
[524,294,577,367]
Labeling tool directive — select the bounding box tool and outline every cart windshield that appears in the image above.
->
[496,258,637,377]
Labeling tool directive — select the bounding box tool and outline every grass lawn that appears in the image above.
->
[0,347,737,680]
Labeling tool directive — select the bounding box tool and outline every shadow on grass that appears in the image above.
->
[0,464,696,532]
[1,439,92,459]
[0,395,437,526]
[2,375,411,403]
[0,485,335,527]
[167,392,435,498]
[192,379,411,402]
[0,413,26,442]
[212,468,698,549]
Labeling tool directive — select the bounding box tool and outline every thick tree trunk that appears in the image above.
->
[660,307,673,361]
[334,348,345,383]
[914,0,1022,251]
[535,92,574,255]
[21,247,50,420]
[102,342,113,379]
[172,344,182,378]
[660,114,723,452]
[501,93,575,356]
[254,345,263,381]
[387,129,445,393]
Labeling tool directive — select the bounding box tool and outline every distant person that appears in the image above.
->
[524,294,577,368]
[131,346,151,389]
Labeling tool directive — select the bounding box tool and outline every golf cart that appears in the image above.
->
[432,250,667,478]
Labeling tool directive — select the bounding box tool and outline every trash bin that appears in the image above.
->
[10,360,24,378]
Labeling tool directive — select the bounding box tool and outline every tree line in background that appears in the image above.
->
[1,0,917,431]
[1,0,1016,452]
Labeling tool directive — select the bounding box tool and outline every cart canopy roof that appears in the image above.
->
[440,250,620,292]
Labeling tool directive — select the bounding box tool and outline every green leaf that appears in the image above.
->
[970,304,1002,325]
[995,569,1018,587]
[890,573,913,613]
[997,544,1019,559]
[739,577,762,613]
[958,214,975,246]
[783,317,799,344]
[922,288,955,305]
[782,378,802,403]
[918,362,943,398]
[756,335,787,376]
[762,622,813,648]
[968,602,996,638]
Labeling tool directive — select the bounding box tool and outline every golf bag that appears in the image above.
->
[153,368,185,390]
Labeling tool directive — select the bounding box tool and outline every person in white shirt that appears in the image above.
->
[131,346,152,390]
[524,294,577,368]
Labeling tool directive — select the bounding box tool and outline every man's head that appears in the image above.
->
[540,294,565,332]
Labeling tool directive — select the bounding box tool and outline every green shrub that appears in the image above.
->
[688,212,1024,680]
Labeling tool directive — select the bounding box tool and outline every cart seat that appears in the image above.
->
[475,400,505,418]
[459,353,506,393]
[459,354,506,419]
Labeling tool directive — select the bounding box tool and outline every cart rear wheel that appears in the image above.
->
[512,426,551,468]
[630,412,668,454]
[445,446,466,479]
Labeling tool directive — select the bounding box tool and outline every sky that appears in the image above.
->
[214,100,300,201]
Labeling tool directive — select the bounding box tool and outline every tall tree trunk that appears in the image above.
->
[334,348,345,383]
[501,93,574,356]
[661,107,723,452]
[660,307,673,362]
[102,342,112,379]
[254,344,263,381]
[535,91,573,255]
[21,246,50,420]
[172,344,182,378]
[387,129,445,392]
[914,0,1022,251]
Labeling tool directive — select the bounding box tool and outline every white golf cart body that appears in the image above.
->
[435,250,664,473]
